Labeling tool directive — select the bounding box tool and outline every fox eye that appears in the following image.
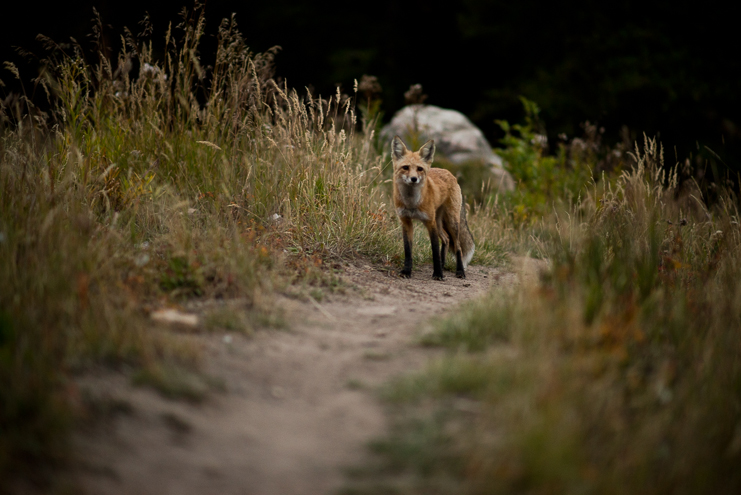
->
[401,165,409,170]
[417,167,424,172]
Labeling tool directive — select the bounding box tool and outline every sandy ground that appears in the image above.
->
[72,258,544,495]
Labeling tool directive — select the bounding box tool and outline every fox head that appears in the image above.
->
[391,136,435,186]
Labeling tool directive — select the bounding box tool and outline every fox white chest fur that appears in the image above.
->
[395,182,429,221]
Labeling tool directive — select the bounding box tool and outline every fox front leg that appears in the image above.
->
[400,217,414,278]
[426,221,444,281]
[439,239,447,271]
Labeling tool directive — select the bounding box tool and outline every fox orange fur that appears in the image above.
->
[391,136,475,280]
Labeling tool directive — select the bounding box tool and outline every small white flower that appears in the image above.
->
[141,63,157,76]
[134,253,150,267]
[140,63,167,80]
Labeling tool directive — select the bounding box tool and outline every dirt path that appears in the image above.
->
[72,259,541,495]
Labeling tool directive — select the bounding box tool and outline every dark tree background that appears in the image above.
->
[3,0,740,170]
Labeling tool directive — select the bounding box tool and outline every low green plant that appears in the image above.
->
[495,97,600,225]
[160,255,204,296]
[132,364,224,402]
[419,291,514,351]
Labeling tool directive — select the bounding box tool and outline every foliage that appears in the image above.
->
[0,6,402,487]
[495,97,597,225]
[346,137,741,494]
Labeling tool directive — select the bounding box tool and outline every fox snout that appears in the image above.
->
[403,172,423,185]
[396,161,427,185]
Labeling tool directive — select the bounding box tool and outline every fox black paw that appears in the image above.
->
[456,271,466,279]
[432,274,445,281]
[399,270,412,279]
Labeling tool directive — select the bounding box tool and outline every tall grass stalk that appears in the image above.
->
[1,7,396,485]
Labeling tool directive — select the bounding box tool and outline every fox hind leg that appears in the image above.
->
[453,228,466,278]
[437,215,449,270]
[443,210,466,279]
[425,219,444,280]
[454,245,466,278]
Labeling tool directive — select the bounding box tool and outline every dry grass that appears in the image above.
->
[0,6,428,487]
[346,137,741,494]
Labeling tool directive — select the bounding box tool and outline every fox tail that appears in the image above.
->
[459,199,475,268]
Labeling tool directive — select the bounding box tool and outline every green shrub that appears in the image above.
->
[495,97,601,225]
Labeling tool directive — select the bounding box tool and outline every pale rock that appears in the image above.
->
[381,104,515,191]
[151,309,199,327]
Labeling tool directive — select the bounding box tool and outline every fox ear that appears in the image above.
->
[418,140,435,164]
[391,136,408,161]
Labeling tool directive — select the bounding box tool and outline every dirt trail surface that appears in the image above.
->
[73,259,543,495]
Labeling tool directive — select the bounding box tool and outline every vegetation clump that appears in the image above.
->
[346,131,741,494]
[0,6,402,486]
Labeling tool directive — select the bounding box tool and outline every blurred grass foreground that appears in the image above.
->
[1,5,740,495]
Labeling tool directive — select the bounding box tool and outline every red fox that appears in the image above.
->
[391,136,475,280]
